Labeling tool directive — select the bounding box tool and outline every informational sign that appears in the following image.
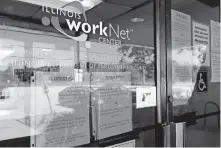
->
[136,86,156,109]
[196,71,208,93]
[192,22,210,66]
[95,86,132,139]
[171,10,192,106]
[106,140,135,148]
[210,20,220,52]
[91,72,132,140]
[32,72,90,147]
[172,48,193,85]
[171,10,191,49]
[211,51,220,82]
[210,20,220,82]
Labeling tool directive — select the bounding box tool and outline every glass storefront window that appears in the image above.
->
[1,0,219,147]
[0,0,157,147]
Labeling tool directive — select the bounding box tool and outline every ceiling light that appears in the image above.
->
[130,18,145,23]
[81,0,95,9]
[17,0,102,12]
[61,0,94,8]
[61,0,101,9]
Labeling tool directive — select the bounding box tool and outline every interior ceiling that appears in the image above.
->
[0,0,217,24]
[0,0,155,46]
[0,0,153,25]
[172,0,220,9]
[172,0,220,23]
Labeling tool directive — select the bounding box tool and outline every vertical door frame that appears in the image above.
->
[154,0,173,126]
[154,0,173,146]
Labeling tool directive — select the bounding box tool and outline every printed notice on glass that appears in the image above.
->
[210,20,220,82]
[106,140,135,148]
[172,47,193,85]
[171,10,192,85]
[32,72,90,147]
[211,20,220,52]
[92,72,132,140]
[171,10,191,49]
[171,10,192,106]
[192,22,210,66]
[211,51,220,82]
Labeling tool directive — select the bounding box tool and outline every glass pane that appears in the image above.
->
[171,0,220,147]
[0,0,156,147]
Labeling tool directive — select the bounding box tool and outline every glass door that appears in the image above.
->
[170,0,220,147]
[0,0,165,147]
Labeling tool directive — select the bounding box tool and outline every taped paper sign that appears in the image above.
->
[91,72,132,139]
[136,86,156,109]
[31,72,90,147]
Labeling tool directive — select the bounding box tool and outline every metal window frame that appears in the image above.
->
[154,0,173,146]
[154,0,172,125]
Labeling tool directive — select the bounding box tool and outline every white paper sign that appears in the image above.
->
[210,20,220,82]
[106,140,135,147]
[172,47,193,85]
[192,22,210,66]
[32,72,90,147]
[210,20,220,52]
[136,86,156,109]
[171,10,191,49]
[211,51,220,82]
[92,72,132,140]
[96,85,132,140]
[171,10,192,106]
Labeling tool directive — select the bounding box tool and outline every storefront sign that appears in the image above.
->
[41,1,133,47]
